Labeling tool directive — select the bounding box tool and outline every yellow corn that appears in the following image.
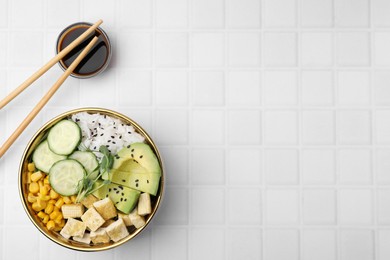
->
[30,171,43,182]
[36,198,47,210]
[28,163,35,172]
[59,219,65,227]
[55,198,64,208]
[49,211,59,220]
[54,214,62,224]
[42,215,49,224]
[32,202,41,212]
[50,189,59,199]
[27,193,37,203]
[38,180,44,189]
[27,172,32,183]
[29,182,39,194]
[39,185,49,196]
[37,211,47,219]
[48,199,56,204]
[63,196,72,204]
[45,203,54,214]
[70,195,77,203]
[38,194,51,201]
[44,178,50,184]
[53,225,62,232]
[53,206,60,212]
[47,220,55,230]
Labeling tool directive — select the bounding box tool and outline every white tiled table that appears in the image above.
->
[1,0,390,259]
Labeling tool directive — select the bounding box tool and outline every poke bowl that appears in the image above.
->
[18,107,164,251]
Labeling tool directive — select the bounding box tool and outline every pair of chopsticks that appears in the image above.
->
[0,19,104,159]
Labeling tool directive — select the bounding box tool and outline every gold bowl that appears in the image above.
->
[18,107,164,251]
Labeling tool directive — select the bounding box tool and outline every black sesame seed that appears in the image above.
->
[116,202,119,204]
[124,199,127,202]
[111,136,115,139]
[140,155,143,159]
[128,131,131,134]
[136,183,139,187]
[127,145,131,148]
[120,198,123,201]
[108,140,111,143]
[113,142,116,144]
[109,188,112,192]
[106,145,109,147]
[113,188,117,191]
[147,180,149,183]
[116,191,119,194]
[118,186,124,190]
[100,133,104,136]
[131,154,134,158]
[106,194,108,198]
[131,149,134,152]
[104,115,106,119]
[135,179,139,182]
[122,192,124,196]
[122,179,126,183]
[119,136,122,139]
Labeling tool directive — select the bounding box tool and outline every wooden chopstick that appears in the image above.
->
[0,19,103,110]
[0,36,99,159]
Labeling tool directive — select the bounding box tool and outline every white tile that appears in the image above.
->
[339,189,373,225]
[227,0,261,28]
[0,32,6,66]
[192,71,224,106]
[263,0,296,28]
[159,147,188,185]
[228,228,261,260]
[10,32,43,67]
[191,148,225,185]
[192,33,225,67]
[227,71,261,106]
[302,149,335,184]
[47,0,80,28]
[190,228,225,260]
[156,0,188,28]
[5,146,25,185]
[263,33,297,66]
[301,0,333,27]
[77,250,114,260]
[156,33,188,67]
[265,189,299,224]
[45,68,80,107]
[118,70,152,106]
[303,189,336,224]
[264,70,297,105]
[340,230,374,260]
[152,228,187,260]
[191,0,224,28]
[374,71,390,105]
[335,0,369,27]
[373,0,390,27]
[191,188,225,224]
[118,0,152,28]
[4,227,39,259]
[228,188,261,225]
[378,189,390,224]
[376,149,390,184]
[228,33,260,67]
[156,70,188,106]
[121,109,153,135]
[374,33,390,66]
[40,235,77,260]
[228,110,261,145]
[301,33,333,66]
[338,71,370,105]
[375,110,390,144]
[4,184,33,226]
[302,111,334,144]
[79,70,116,107]
[337,110,371,145]
[378,230,390,260]
[155,187,188,225]
[191,110,224,145]
[264,229,299,260]
[115,230,151,260]
[82,0,116,30]
[11,0,43,28]
[339,149,372,184]
[301,70,334,106]
[264,111,298,144]
[118,32,152,67]
[155,110,188,145]
[0,0,7,27]
[336,32,370,66]
[302,230,337,260]
[228,148,262,185]
[0,188,3,224]
[265,149,298,185]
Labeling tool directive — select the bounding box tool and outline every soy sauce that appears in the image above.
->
[57,24,110,77]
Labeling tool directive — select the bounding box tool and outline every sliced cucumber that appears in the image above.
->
[47,120,81,155]
[49,159,85,196]
[69,151,99,180]
[32,140,67,173]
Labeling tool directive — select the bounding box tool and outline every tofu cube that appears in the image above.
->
[73,233,91,245]
[81,207,105,231]
[129,207,146,228]
[93,198,117,220]
[106,218,129,242]
[81,194,99,208]
[118,212,132,226]
[61,204,85,219]
[138,193,152,216]
[90,228,110,244]
[60,218,86,238]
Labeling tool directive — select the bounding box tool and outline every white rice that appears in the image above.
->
[71,112,145,157]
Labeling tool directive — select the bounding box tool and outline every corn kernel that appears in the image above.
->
[38,194,51,201]
[54,215,62,224]
[63,196,72,204]
[53,225,62,232]
[36,198,47,210]
[27,193,37,203]
[53,206,60,212]
[55,198,64,208]
[38,180,44,189]
[48,199,56,204]
[29,182,39,194]
[39,185,49,196]
[45,203,54,214]
[37,211,47,219]
[50,211,59,220]
[32,202,41,212]
[70,195,77,203]
[30,171,43,182]
[27,172,32,183]
[47,220,55,231]
[42,215,49,224]
[59,219,65,227]
[27,163,35,172]
[50,189,59,199]
[44,178,50,184]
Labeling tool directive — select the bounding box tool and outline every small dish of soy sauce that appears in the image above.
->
[56,22,112,79]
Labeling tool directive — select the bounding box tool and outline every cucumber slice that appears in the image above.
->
[49,159,86,196]
[32,140,67,173]
[69,151,99,180]
[47,120,81,155]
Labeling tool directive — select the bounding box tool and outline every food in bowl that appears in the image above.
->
[21,109,163,250]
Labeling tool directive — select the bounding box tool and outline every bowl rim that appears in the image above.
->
[18,107,164,252]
